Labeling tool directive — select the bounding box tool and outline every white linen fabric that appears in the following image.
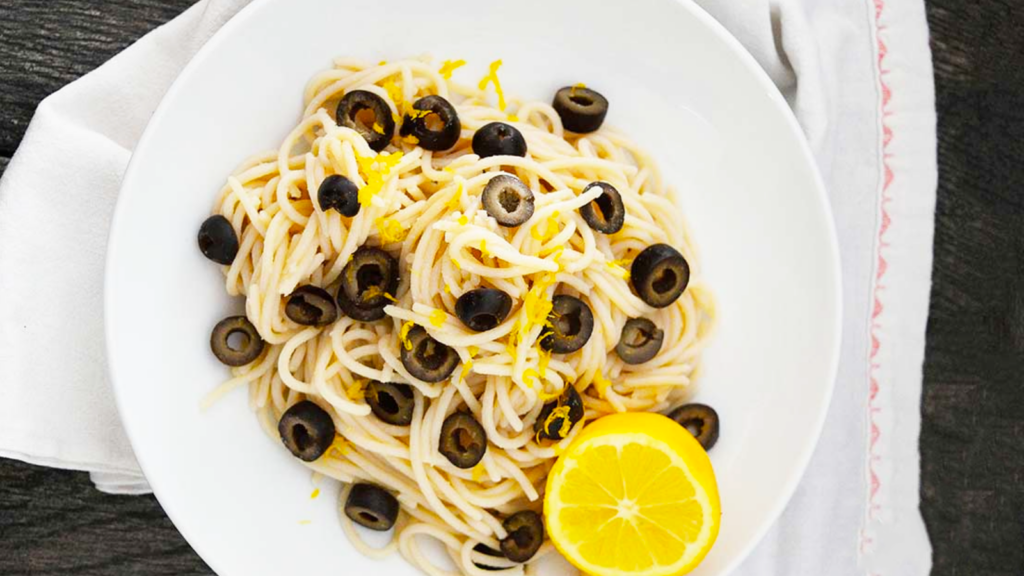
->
[0,0,933,572]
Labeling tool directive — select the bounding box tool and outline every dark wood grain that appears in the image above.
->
[0,0,199,155]
[920,2,1024,575]
[1,0,1022,575]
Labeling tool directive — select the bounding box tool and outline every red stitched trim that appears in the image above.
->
[862,0,892,563]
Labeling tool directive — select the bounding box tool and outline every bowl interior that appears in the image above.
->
[106,0,841,574]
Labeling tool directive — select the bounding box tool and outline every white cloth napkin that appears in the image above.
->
[0,0,934,572]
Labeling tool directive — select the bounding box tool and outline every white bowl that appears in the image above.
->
[105,0,841,574]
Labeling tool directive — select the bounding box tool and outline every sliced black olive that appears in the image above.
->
[278,400,335,461]
[481,174,535,227]
[285,285,338,326]
[365,381,414,426]
[615,317,664,365]
[472,543,506,571]
[533,385,584,441]
[439,411,487,468]
[337,246,400,322]
[344,483,400,531]
[500,511,544,563]
[197,215,238,265]
[553,85,609,133]
[336,90,395,152]
[539,295,594,354]
[399,95,461,151]
[317,174,360,217]
[472,122,527,158]
[401,326,460,383]
[455,288,513,331]
[668,403,720,450]
[630,244,691,308]
[579,181,625,234]
[210,315,265,366]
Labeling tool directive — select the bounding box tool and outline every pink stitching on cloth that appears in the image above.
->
[861,0,893,564]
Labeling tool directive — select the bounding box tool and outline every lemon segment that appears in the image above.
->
[544,412,721,576]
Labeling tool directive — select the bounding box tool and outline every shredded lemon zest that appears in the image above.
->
[521,272,557,342]
[401,134,419,145]
[399,321,416,350]
[346,380,367,400]
[570,82,587,97]
[378,60,388,66]
[451,257,461,270]
[446,182,463,210]
[468,346,479,357]
[458,215,469,226]
[372,122,385,135]
[375,216,408,244]
[409,108,431,120]
[507,113,519,122]
[480,239,489,257]
[477,59,507,111]
[545,406,572,437]
[429,309,447,327]
[439,59,466,79]
[460,359,474,382]
[607,259,631,280]
[299,520,312,526]
[538,386,564,402]
[531,210,560,241]
[327,437,350,457]
[471,463,485,482]
[522,368,539,388]
[444,283,452,294]
[310,488,320,500]
[356,152,404,207]
[538,347,552,378]
[506,319,521,359]
[592,373,612,399]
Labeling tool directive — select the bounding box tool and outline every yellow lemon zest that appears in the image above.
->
[545,406,572,437]
[471,463,485,482]
[506,319,521,359]
[523,368,539,388]
[375,216,408,244]
[538,347,552,378]
[458,214,469,226]
[372,122,385,135]
[460,359,474,382]
[310,488,320,500]
[298,520,312,526]
[429,309,448,327]
[327,437,350,457]
[570,82,587,97]
[382,77,404,111]
[439,59,467,79]
[480,239,489,257]
[451,257,462,270]
[446,182,463,210]
[592,372,612,399]
[378,60,388,66]
[468,346,479,357]
[409,108,431,120]
[399,321,416,350]
[538,386,564,402]
[531,210,561,242]
[522,273,557,342]
[606,259,631,280]
[361,285,393,302]
[478,59,507,111]
[346,380,367,400]
[443,283,452,294]
[356,152,404,207]
[400,134,419,146]
[507,113,519,122]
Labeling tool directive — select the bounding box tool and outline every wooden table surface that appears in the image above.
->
[1,1,1021,574]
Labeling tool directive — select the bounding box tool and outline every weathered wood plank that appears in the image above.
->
[0,0,198,154]
[921,1,1024,575]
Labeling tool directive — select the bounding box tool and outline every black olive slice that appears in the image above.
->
[278,400,335,461]
[472,122,527,158]
[399,95,461,151]
[365,381,415,426]
[337,246,400,322]
[210,315,265,366]
[630,244,691,308]
[455,288,513,332]
[401,326,459,383]
[197,215,239,265]
[552,86,609,133]
[317,174,360,217]
[500,510,544,563]
[579,181,625,234]
[533,385,584,441]
[668,403,720,450]
[539,295,594,354]
[472,543,506,571]
[285,285,338,326]
[336,90,395,152]
[615,317,664,365]
[481,174,535,227]
[344,483,400,531]
[439,412,487,468]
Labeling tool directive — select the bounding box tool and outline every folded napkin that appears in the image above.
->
[0,0,935,572]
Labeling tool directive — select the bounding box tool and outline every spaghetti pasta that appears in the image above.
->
[205,56,715,575]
